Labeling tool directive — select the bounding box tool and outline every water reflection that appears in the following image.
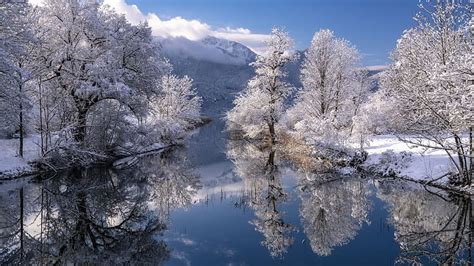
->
[226,140,293,258]
[126,149,201,221]
[298,173,371,256]
[377,181,473,265]
[1,134,473,264]
[0,168,169,264]
[225,137,473,263]
[0,149,200,265]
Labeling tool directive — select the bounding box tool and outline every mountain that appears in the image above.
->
[200,36,256,64]
[169,55,255,118]
[160,36,257,117]
[286,50,304,89]
[365,65,388,91]
[161,36,256,66]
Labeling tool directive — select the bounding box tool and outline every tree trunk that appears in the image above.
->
[267,149,275,171]
[19,187,24,262]
[454,135,468,185]
[319,70,326,116]
[18,84,24,158]
[19,103,24,158]
[268,122,276,145]
[76,191,87,244]
[38,79,45,156]
[470,126,473,184]
[332,73,342,123]
[74,107,88,145]
[268,77,278,146]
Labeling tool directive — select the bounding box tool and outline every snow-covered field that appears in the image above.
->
[0,136,41,179]
[364,135,455,181]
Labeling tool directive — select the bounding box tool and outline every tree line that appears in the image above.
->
[0,0,202,166]
[226,0,473,185]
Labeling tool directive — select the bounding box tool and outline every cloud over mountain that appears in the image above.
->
[160,36,256,65]
[102,0,269,54]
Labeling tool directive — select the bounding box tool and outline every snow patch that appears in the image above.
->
[0,136,41,179]
[364,135,456,181]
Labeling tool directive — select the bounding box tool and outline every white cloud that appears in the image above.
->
[364,65,388,71]
[214,30,269,55]
[218,27,251,34]
[146,14,211,40]
[161,37,248,65]
[28,0,44,6]
[102,0,268,54]
[103,0,145,25]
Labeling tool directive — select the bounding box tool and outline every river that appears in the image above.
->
[0,120,472,265]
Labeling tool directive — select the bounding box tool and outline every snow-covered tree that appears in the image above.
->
[226,28,296,144]
[350,89,398,149]
[0,1,35,157]
[286,29,368,152]
[154,75,202,124]
[34,0,167,147]
[149,74,202,143]
[381,0,473,184]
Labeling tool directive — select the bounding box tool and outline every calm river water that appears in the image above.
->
[0,121,472,265]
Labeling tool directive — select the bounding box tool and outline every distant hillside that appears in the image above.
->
[169,56,255,117]
[160,36,256,117]
[365,65,388,91]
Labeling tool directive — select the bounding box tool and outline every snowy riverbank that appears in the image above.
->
[2,133,471,195]
[0,135,169,180]
[0,137,41,179]
[364,135,453,180]
[363,135,474,194]
[0,120,210,180]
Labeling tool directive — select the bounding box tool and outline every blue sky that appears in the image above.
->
[122,0,421,66]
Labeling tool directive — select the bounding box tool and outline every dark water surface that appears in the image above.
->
[1,121,473,265]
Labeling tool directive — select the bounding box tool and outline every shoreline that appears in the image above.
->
[0,117,213,181]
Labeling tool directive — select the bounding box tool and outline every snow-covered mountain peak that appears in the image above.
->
[160,36,256,65]
[200,36,256,63]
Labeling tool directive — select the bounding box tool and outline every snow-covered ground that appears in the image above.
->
[364,135,455,181]
[0,136,41,179]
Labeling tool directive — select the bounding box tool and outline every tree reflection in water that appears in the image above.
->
[1,143,473,264]
[377,181,474,265]
[123,148,201,221]
[0,148,200,265]
[297,172,371,256]
[226,138,474,264]
[226,139,372,259]
[227,140,294,258]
